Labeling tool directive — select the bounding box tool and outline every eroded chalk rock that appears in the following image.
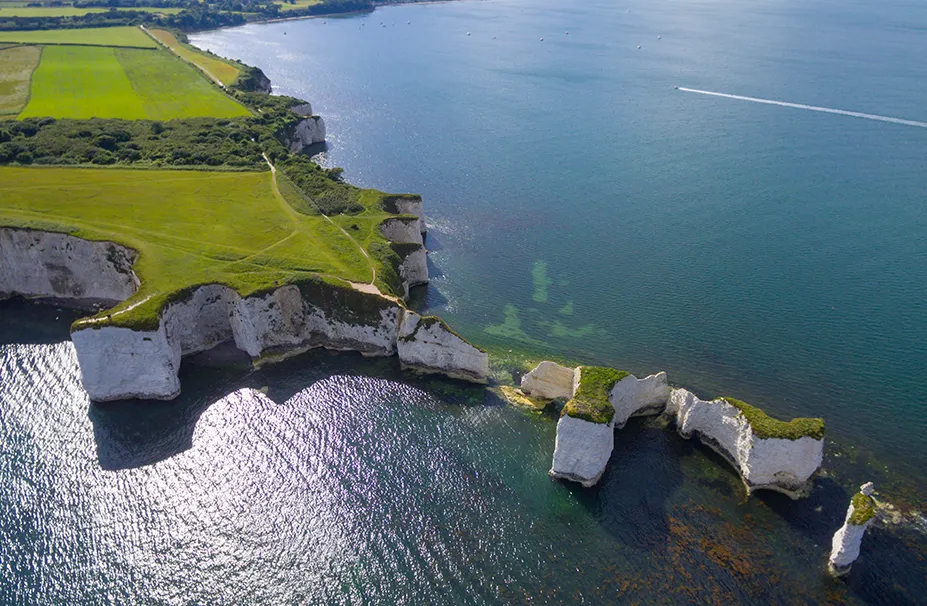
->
[668,388,824,498]
[286,116,326,151]
[397,311,488,383]
[829,483,876,576]
[610,371,670,428]
[549,414,615,487]
[379,217,423,246]
[0,228,138,305]
[520,361,576,400]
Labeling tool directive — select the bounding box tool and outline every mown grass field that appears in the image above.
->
[18,45,250,120]
[0,44,39,116]
[149,28,241,86]
[0,26,158,48]
[0,166,376,327]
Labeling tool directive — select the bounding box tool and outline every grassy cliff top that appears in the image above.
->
[722,397,825,441]
[0,165,406,331]
[562,366,629,424]
[849,492,876,525]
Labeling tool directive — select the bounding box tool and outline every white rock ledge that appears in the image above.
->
[286,115,326,152]
[520,361,576,400]
[667,388,823,498]
[397,311,489,383]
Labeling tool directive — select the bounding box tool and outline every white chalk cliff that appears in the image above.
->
[286,112,326,152]
[379,217,423,246]
[0,228,139,304]
[829,482,876,576]
[520,361,576,400]
[666,388,824,498]
[397,312,489,383]
[1,219,483,400]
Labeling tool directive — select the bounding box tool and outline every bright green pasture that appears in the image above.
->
[0,26,157,48]
[0,44,40,116]
[0,6,183,16]
[0,166,374,327]
[18,45,249,119]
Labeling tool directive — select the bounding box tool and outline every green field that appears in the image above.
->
[0,26,158,48]
[0,166,381,328]
[0,6,183,16]
[18,45,249,120]
[0,44,39,116]
[149,28,241,86]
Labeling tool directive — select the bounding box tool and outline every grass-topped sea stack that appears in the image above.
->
[667,389,825,498]
[829,482,877,576]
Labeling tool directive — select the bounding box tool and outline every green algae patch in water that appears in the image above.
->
[721,397,825,441]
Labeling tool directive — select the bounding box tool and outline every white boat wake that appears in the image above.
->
[677,87,927,129]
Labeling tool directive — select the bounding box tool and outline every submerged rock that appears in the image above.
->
[667,388,824,498]
[829,482,876,576]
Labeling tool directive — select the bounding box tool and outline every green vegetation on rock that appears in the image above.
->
[849,491,876,525]
[562,366,629,424]
[722,397,825,441]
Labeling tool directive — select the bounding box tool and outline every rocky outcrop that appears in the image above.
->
[286,115,326,152]
[520,361,576,400]
[397,245,428,296]
[549,366,669,486]
[667,389,824,498]
[0,228,139,306]
[388,196,426,235]
[397,311,489,383]
[829,483,876,576]
[290,103,313,116]
[550,414,615,487]
[379,217,423,246]
[610,371,670,428]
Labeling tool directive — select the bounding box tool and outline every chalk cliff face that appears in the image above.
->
[290,103,313,116]
[549,415,615,487]
[286,116,326,152]
[667,388,823,498]
[3,222,482,400]
[393,197,427,234]
[0,228,138,305]
[397,311,489,383]
[610,371,670,428]
[829,483,876,576]
[520,361,576,400]
[398,246,428,296]
[379,217,423,246]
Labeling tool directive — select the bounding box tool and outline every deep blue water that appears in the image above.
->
[2,0,927,603]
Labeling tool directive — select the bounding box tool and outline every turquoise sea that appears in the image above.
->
[1,0,925,603]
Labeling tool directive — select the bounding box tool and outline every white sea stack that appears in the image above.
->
[829,483,877,576]
[549,414,615,487]
[520,361,577,400]
[397,311,489,383]
[668,388,824,498]
[610,371,670,428]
